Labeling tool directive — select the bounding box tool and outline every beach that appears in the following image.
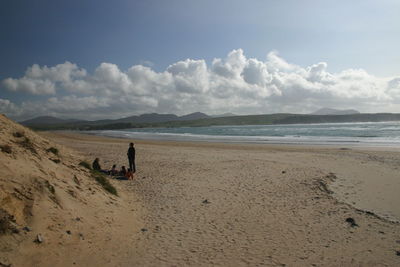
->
[33,131,400,266]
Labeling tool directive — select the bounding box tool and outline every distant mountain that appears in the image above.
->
[212,113,237,118]
[22,112,400,131]
[21,112,211,128]
[116,112,210,123]
[311,108,360,115]
[116,113,179,123]
[20,116,85,126]
[178,112,210,121]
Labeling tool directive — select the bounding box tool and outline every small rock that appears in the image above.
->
[23,226,31,232]
[66,230,71,235]
[345,217,358,227]
[282,171,286,174]
[79,233,84,240]
[0,262,12,267]
[141,228,148,232]
[12,228,20,234]
[202,199,210,204]
[396,250,400,256]
[35,234,43,243]
[75,217,81,221]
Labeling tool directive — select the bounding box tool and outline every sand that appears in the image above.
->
[1,121,400,266]
[40,131,400,266]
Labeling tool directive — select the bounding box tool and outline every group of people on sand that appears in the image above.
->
[92,142,136,180]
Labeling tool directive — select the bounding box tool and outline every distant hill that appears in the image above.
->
[21,112,211,128]
[21,112,400,131]
[20,116,85,126]
[116,113,179,123]
[178,112,210,121]
[212,113,237,118]
[311,108,360,115]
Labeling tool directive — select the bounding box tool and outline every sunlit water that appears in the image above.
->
[90,121,400,147]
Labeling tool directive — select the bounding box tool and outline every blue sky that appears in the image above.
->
[1,0,399,119]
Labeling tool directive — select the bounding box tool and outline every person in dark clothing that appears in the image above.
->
[92,158,108,174]
[92,158,101,171]
[127,142,136,173]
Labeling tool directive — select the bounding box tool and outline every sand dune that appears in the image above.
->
[0,115,140,266]
[1,116,400,266]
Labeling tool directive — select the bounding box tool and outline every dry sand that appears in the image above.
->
[1,120,400,266]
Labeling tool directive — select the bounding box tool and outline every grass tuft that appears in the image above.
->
[50,158,61,164]
[45,180,55,194]
[79,161,91,170]
[18,137,37,154]
[46,147,59,155]
[91,170,118,196]
[0,144,12,154]
[13,131,24,138]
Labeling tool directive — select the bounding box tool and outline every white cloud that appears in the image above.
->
[2,62,87,95]
[0,98,20,115]
[1,49,400,120]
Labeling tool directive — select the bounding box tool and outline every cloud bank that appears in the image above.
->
[1,49,400,120]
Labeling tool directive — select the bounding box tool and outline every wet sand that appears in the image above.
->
[42,131,400,266]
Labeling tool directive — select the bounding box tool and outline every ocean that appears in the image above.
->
[89,121,400,147]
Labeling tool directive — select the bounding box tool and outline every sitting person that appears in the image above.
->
[92,158,108,174]
[114,166,136,181]
[125,168,134,180]
[109,164,118,176]
[92,158,101,171]
[119,166,127,176]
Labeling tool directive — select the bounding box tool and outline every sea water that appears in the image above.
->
[90,121,400,147]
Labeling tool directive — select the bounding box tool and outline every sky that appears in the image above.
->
[0,0,399,120]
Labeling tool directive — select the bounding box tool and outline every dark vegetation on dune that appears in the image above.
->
[23,113,400,131]
[91,171,118,196]
[79,161,117,196]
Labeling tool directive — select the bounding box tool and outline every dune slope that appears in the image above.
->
[0,115,139,266]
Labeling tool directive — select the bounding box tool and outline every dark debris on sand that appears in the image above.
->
[345,217,359,228]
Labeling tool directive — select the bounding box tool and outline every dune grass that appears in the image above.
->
[91,170,118,196]
[0,144,12,154]
[46,147,59,155]
[78,160,117,196]
[18,137,37,154]
[79,161,91,170]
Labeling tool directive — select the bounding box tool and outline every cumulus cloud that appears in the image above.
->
[1,49,400,120]
[2,62,87,95]
[0,98,20,115]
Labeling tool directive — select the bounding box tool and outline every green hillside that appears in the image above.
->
[27,113,400,131]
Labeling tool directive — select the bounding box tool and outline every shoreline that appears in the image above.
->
[64,129,400,151]
[80,120,400,149]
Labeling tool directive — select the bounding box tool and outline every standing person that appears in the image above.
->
[127,142,136,174]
